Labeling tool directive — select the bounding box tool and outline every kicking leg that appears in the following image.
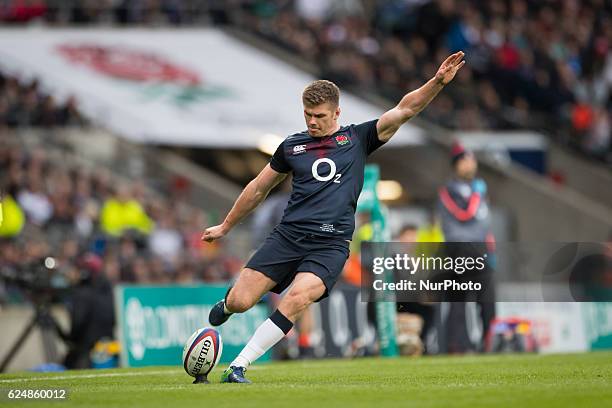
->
[223,273,325,383]
[276,272,325,321]
[208,268,276,326]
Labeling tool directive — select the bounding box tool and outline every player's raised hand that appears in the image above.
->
[435,51,466,85]
[201,224,228,243]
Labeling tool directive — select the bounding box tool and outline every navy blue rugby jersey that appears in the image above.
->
[269,119,384,240]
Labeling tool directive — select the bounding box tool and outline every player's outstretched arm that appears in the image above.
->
[376,51,465,142]
[201,164,287,243]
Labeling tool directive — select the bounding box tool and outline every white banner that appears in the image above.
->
[0,28,423,148]
[496,302,588,353]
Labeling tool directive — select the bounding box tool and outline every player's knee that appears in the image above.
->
[225,291,254,313]
[284,290,311,313]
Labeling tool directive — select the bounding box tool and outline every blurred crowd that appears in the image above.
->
[0,72,84,128]
[238,0,611,162]
[1,0,610,163]
[0,74,242,304]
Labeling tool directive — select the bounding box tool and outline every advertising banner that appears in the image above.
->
[115,284,270,367]
[0,29,423,148]
[582,302,612,350]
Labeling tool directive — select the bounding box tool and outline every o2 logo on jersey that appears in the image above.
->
[312,158,342,183]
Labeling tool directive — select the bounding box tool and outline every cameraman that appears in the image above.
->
[64,253,115,369]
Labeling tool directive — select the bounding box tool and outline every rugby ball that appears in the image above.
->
[182,328,223,378]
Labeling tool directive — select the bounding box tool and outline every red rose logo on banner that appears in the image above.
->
[54,44,233,108]
[56,44,201,86]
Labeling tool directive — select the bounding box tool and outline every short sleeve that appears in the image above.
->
[269,140,291,173]
[354,119,385,155]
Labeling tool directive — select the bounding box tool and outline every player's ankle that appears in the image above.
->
[231,355,250,368]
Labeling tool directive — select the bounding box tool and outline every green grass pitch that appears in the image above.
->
[1,352,611,408]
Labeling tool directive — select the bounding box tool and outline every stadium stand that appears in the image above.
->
[0,74,244,305]
[1,0,609,164]
[0,72,84,128]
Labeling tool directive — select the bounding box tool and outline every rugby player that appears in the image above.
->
[201,51,466,383]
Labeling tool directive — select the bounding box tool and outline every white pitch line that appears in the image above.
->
[0,369,182,384]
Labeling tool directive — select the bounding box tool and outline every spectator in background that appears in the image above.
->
[1,0,48,23]
[125,256,150,283]
[395,224,436,355]
[57,95,85,126]
[416,211,445,244]
[117,234,139,268]
[99,184,153,237]
[148,213,183,263]
[584,107,611,158]
[36,95,58,127]
[0,193,25,238]
[343,211,373,286]
[17,177,53,227]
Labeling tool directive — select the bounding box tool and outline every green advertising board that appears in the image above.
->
[582,302,612,350]
[115,284,270,367]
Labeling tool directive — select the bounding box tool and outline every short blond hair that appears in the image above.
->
[302,80,340,107]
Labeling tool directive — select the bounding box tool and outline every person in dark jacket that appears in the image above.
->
[438,142,495,353]
[64,253,115,369]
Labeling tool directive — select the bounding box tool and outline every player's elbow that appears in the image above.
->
[400,106,418,121]
[378,122,401,143]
